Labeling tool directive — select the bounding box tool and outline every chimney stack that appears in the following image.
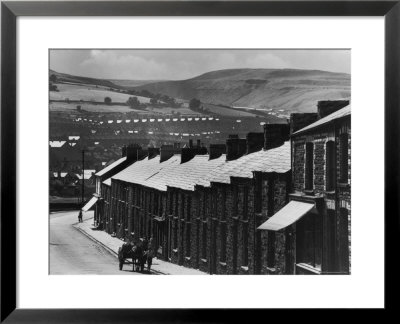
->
[289,113,319,135]
[226,135,247,161]
[126,144,142,162]
[160,145,180,163]
[209,144,226,160]
[181,139,208,163]
[246,132,264,154]
[264,124,290,150]
[148,147,160,160]
[317,100,350,119]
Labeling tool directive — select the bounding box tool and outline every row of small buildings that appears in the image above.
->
[83,100,351,275]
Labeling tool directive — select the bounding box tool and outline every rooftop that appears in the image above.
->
[293,104,351,135]
[147,154,226,192]
[202,141,291,186]
[95,157,127,177]
[111,155,180,187]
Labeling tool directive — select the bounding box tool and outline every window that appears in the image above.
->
[175,192,179,216]
[339,134,349,183]
[305,142,314,191]
[243,187,248,220]
[220,223,227,262]
[213,193,218,219]
[297,213,322,270]
[159,195,163,217]
[185,223,191,257]
[203,192,207,220]
[242,223,249,266]
[255,175,262,213]
[187,196,192,221]
[326,141,336,191]
[153,193,159,215]
[169,192,173,215]
[181,195,185,219]
[221,188,227,221]
[202,223,207,259]
[173,220,178,249]
[233,186,239,216]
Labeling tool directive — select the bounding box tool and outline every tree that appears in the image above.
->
[49,83,58,91]
[127,96,140,109]
[189,98,201,110]
[104,97,112,105]
[49,74,57,83]
[150,97,158,105]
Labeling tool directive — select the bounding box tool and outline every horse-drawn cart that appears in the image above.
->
[118,241,153,273]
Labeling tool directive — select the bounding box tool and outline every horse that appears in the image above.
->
[118,242,146,272]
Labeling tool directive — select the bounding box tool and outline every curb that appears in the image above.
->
[73,223,166,275]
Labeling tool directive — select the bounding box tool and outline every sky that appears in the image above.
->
[50,49,350,80]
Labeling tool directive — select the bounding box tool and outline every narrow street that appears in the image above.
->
[50,210,142,275]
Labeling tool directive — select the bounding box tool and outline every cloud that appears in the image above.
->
[51,49,350,80]
[80,50,170,80]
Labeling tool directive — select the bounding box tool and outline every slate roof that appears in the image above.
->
[293,104,351,135]
[146,154,226,192]
[95,157,127,176]
[201,141,291,186]
[105,143,289,192]
[111,155,181,187]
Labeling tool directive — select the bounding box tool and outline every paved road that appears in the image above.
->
[50,210,142,275]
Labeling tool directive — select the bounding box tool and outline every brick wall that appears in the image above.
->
[100,158,292,275]
[291,116,351,274]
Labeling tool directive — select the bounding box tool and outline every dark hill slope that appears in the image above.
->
[133,68,350,112]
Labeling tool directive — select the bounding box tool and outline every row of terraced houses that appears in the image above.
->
[83,100,351,275]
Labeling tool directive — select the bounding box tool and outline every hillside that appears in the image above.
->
[50,69,122,89]
[132,68,351,113]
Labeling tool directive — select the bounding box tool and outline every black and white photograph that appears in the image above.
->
[49,49,351,276]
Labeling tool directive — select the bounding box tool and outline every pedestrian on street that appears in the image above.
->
[147,237,155,273]
[78,210,83,223]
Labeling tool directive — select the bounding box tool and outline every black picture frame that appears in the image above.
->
[1,0,399,322]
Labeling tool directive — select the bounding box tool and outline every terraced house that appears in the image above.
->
[259,100,351,274]
[91,100,351,274]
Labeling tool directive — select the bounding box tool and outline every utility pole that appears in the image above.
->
[81,149,85,205]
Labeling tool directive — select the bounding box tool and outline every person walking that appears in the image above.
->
[78,210,83,223]
[147,237,155,273]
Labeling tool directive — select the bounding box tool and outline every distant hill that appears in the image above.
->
[50,70,123,89]
[132,68,351,113]
[110,79,167,88]
[50,70,164,89]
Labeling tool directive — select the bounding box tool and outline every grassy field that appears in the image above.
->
[147,106,204,116]
[50,83,151,103]
[202,103,258,117]
[50,102,147,113]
